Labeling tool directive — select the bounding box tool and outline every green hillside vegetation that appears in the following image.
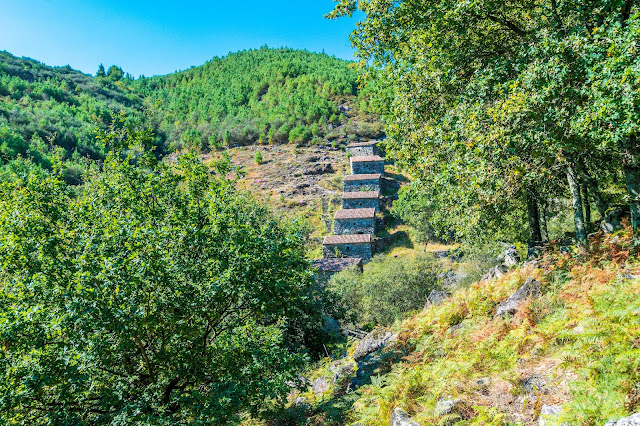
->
[0,48,379,184]
[0,119,341,424]
[270,230,640,425]
[136,47,378,150]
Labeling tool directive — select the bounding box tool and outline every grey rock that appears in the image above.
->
[499,246,521,267]
[496,278,542,316]
[435,398,467,419]
[482,264,509,282]
[427,290,450,306]
[312,377,329,395]
[302,163,333,176]
[522,375,547,395]
[601,205,631,234]
[390,407,420,426]
[353,328,397,361]
[538,405,562,426]
[294,396,308,407]
[330,361,355,383]
[604,412,640,426]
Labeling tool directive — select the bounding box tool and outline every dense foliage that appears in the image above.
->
[136,47,366,149]
[327,253,441,326]
[0,118,326,424]
[0,47,372,184]
[330,0,640,248]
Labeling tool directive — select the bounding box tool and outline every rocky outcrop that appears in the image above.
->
[426,290,450,307]
[353,328,397,361]
[390,407,419,426]
[434,398,471,423]
[498,245,520,267]
[604,412,640,426]
[601,205,631,233]
[482,264,509,281]
[496,278,541,316]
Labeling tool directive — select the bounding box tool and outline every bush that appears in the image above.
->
[254,149,263,164]
[328,253,441,326]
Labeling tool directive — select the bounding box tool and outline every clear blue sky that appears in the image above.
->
[0,0,360,77]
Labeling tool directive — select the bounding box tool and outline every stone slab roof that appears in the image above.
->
[343,173,381,181]
[313,257,362,272]
[346,140,379,148]
[334,208,376,220]
[350,155,385,163]
[323,234,371,245]
[342,191,380,199]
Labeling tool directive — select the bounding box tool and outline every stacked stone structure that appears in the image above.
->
[322,234,372,260]
[350,155,385,175]
[346,140,382,157]
[343,173,381,192]
[334,208,376,235]
[313,140,389,268]
[342,191,380,211]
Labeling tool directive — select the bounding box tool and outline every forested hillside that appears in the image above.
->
[136,47,378,149]
[0,47,377,183]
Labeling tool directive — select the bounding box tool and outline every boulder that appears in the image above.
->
[435,398,470,421]
[390,407,419,426]
[330,361,355,384]
[522,375,547,395]
[605,412,640,426]
[499,245,521,267]
[353,328,397,361]
[601,205,631,233]
[496,278,542,316]
[312,377,329,396]
[482,264,509,282]
[538,405,562,426]
[426,290,450,306]
[302,163,333,176]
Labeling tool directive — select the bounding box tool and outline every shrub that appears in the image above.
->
[328,253,441,326]
[254,149,263,164]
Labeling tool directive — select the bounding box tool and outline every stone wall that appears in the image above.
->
[322,243,372,260]
[334,217,376,235]
[351,160,385,175]
[344,179,380,192]
[343,197,380,211]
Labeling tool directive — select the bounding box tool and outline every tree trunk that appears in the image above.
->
[526,187,543,245]
[621,134,640,249]
[541,201,549,241]
[566,159,587,245]
[582,183,591,229]
[577,161,607,217]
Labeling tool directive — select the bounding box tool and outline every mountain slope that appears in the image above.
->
[0,48,379,181]
[136,47,378,149]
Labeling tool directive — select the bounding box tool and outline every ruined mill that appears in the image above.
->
[313,141,386,277]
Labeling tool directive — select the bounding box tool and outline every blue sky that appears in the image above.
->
[0,0,360,77]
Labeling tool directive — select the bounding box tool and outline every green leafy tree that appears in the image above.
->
[254,148,263,164]
[0,117,319,424]
[329,0,640,248]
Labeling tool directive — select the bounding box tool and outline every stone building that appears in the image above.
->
[323,234,372,260]
[334,208,376,235]
[343,173,381,192]
[346,140,382,157]
[342,191,380,211]
[350,155,385,175]
[312,257,363,282]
